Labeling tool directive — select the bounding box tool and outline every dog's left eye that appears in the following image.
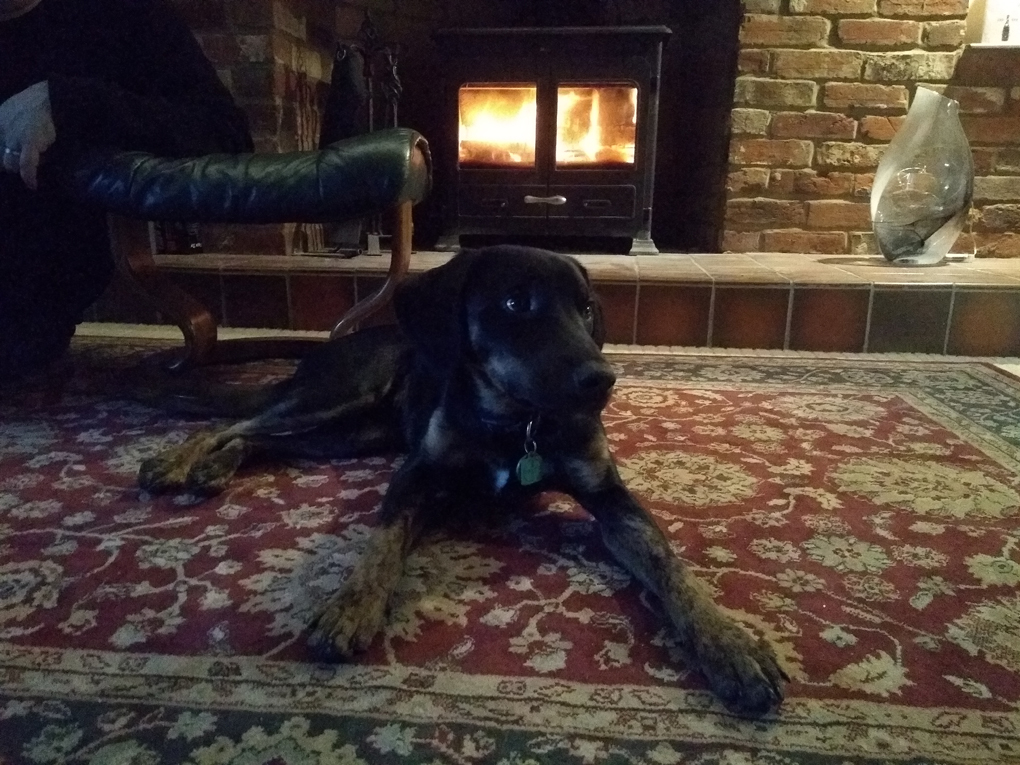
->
[582,302,595,325]
[504,289,532,314]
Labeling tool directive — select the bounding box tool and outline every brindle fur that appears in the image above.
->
[139,246,788,714]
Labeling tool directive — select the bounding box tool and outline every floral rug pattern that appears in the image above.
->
[2,339,1020,764]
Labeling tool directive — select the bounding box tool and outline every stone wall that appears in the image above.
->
[725,0,1020,257]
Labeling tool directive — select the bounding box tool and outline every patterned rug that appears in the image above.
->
[2,336,1020,765]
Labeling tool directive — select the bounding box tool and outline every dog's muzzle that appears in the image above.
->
[572,360,616,406]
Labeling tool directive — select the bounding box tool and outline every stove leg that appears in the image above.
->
[629,235,659,255]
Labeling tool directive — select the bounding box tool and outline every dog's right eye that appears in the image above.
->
[504,288,532,314]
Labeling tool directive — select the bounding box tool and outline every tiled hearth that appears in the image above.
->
[88,252,1020,357]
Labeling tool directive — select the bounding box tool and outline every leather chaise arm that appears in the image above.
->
[69,127,431,224]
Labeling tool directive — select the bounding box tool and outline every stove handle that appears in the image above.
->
[523,194,568,206]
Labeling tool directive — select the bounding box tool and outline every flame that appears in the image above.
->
[458,84,637,167]
[459,86,537,165]
[556,86,637,165]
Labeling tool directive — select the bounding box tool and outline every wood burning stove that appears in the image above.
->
[433,26,671,254]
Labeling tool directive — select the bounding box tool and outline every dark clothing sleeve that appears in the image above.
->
[45,0,253,157]
[0,0,254,379]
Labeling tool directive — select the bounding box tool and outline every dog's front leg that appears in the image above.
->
[308,456,432,659]
[577,479,788,715]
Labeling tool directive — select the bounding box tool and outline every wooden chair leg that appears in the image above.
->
[108,215,323,371]
[107,214,218,371]
[330,201,413,339]
[108,201,414,371]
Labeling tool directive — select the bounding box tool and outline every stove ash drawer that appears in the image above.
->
[547,186,636,219]
[459,185,636,220]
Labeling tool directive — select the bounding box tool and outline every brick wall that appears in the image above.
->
[725,0,1020,257]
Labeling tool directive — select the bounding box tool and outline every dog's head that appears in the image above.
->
[393,246,616,415]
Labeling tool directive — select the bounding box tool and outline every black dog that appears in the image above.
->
[139,245,788,714]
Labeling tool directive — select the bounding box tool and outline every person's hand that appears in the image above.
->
[0,81,56,190]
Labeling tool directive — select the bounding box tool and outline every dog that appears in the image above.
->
[138,245,788,714]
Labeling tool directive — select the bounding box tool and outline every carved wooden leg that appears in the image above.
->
[329,201,413,340]
[107,214,217,371]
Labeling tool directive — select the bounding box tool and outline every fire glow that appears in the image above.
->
[458,84,638,166]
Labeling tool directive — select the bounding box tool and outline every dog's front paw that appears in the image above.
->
[694,613,788,716]
[186,444,244,495]
[139,450,191,493]
[307,583,389,661]
[138,432,220,494]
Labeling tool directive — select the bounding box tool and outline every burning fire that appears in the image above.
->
[459,86,537,165]
[556,86,637,165]
[458,84,637,166]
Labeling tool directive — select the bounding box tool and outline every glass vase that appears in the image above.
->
[870,87,974,266]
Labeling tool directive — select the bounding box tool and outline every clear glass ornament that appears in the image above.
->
[871,87,974,266]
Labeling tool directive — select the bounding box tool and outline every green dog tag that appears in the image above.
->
[516,452,544,486]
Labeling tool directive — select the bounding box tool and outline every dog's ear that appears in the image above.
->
[393,248,482,370]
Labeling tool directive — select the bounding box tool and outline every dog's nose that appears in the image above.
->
[573,361,616,398]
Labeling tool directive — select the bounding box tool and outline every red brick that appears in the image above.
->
[770,169,856,196]
[853,173,875,197]
[727,168,772,195]
[859,114,905,140]
[816,141,886,169]
[976,232,1020,258]
[838,18,921,47]
[734,77,819,109]
[823,82,909,110]
[996,148,1020,173]
[877,0,968,16]
[974,176,1020,202]
[773,50,864,80]
[727,198,808,229]
[961,115,1020,144]
[741,14,831,47]
[721,231,763,252]
[922,20,965,48]
[941,86,1005,114]
[971,148,997,175]
[789,0,876,12]
[738,49,771,74]
[863,52,959,82]
[771,111,858,139]
[806,200,873,229]
[762,230,849,253]
[976,204,1020,231]
[953,47,1020,86]
[730,138,815,167]
[731,108,772,134]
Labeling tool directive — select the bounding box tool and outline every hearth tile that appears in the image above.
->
[712,287,791,349]
[165,272,225,325]
[693,254,790,284]
[790,287,870,352]
[222,274,289,329]
[355,277,398,328]
[594,283,638,344]
[948,289,1020,356]
[867,288,952,354]
[636,254,711,284]
[289,275,357,332]
[635,284,711,346]
[576,254,639,283]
